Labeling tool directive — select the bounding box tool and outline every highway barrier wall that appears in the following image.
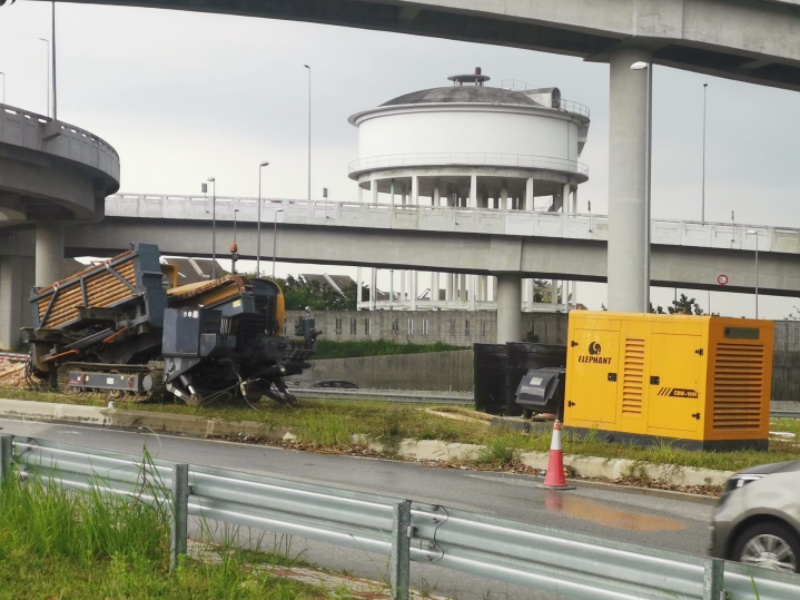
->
[294,311,800,400]
[299,349,474,391]
[288,309,568,346]
[772,321,800,401]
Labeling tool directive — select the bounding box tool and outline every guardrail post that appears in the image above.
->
[0,434,12,487]
[703,557,726,600]
[390,500,412,600]
[170,463,189,571]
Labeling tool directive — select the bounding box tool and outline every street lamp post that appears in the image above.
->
[304,64,311,200]
[50,0,57,120]
[257,161,269,276]
[37,37,49,118]
[272,208,285,279]
[207,178,216,278]
[702,83,708,224]
[231,208,239,274]
[747,229,759,319]
[630,60,652,312]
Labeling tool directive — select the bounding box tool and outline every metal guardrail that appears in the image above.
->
[2,434,799,600]
[1,103,120,180]
[104,194,790,256]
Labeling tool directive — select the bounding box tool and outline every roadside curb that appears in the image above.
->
[0,398,733,490]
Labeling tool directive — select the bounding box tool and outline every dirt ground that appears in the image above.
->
[0,356,31,387]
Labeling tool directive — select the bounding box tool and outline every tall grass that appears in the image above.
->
[0,466,348,599]
[0,470,170,568]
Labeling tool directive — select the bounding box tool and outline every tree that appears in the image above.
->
[650,293,705,315]
[279,275,357,311]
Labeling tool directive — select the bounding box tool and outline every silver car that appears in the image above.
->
[710,460,800,573]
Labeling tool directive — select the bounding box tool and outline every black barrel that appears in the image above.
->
[473,343,509,415]
[505,343,567,416]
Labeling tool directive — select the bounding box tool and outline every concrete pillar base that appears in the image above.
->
[35,222,65,287]
[496,274,522,343]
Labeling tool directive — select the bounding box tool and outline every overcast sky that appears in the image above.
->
[2,1,799,317]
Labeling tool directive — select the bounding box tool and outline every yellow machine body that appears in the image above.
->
[564,311,774,450]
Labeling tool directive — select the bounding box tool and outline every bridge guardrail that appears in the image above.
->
[1,104,120,181]
[2,434,799,599]
[105,193,791,255]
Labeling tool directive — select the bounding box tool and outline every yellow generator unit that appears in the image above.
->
[563,311,773,450]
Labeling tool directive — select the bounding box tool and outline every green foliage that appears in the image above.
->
[650,293,706,315]
[0,463,350,599]
[5,382,800,481]
[295,409,355,448]
[0,467,170,569]
[474,433,524,467]
[312,339,461,360]
[279,275,357,311]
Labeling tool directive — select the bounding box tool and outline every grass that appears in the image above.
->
[312,339,463,360]
[2,384,799,484]
[0,461,349,599]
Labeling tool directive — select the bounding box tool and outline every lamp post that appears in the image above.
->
[37,37,49,117]
[304,64,311,200]
[702,83,708,224]
[630,60,652,312]
[50,0,56,120]
[207,178,216,278]
[257,161,269,276]
[230,208,240,274]
[272,208,285,279]
[746,229,759,319]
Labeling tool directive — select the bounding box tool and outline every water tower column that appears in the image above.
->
[525,178,534,211]
[608,47,651,312]
[469,175,478,208]
[496,274,522,343]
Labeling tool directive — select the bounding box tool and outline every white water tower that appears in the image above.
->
[348,68,590,311]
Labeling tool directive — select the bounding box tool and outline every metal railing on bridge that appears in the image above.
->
[2,434,798,599]
[105,193,800,256]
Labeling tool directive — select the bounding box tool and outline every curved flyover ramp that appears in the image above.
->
[0,104,120,348]
[0,104,120,225]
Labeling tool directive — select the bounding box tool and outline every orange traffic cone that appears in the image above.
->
[541,420,575,490]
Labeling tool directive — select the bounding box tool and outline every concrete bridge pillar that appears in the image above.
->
[608,46,652,312]
[35,222,64,287]
[0,255,35,349]
[496,274,522,343]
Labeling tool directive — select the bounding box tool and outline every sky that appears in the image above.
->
[1,0,799,318]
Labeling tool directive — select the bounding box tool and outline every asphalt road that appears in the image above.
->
[0,417,716,599]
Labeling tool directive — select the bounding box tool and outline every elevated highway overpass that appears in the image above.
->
[25,0,800,315]
[2,192,797,348]
[4,0,800,346]
[33,0,800,91]
[69,194,799,298]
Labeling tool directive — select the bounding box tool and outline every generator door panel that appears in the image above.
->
[565,328,619,425]
[647,333,703,434]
